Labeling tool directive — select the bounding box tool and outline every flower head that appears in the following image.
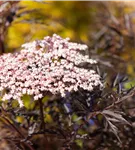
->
[0,34,102,107]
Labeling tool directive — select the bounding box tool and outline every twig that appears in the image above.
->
[105,88,135,110]
[38,98,49,147]
[39,98,46,133]
[2,116,24,138]
[0,106,35,150]
[0,34,5,54]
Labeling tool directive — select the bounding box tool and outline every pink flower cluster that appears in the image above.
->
[0,34,102,107]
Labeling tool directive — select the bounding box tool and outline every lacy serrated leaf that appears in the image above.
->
[102,110,130,125]
[106,118,121,142]
[102,110,131,143]
[107,117,120,123]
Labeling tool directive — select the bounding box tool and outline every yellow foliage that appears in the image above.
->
[44,114,53,123]
[21,94,35,110]
[5,23,30,52]
[5,1,93,51]
[16,116,25,123]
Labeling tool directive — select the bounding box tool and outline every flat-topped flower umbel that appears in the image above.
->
[0,34,102,107]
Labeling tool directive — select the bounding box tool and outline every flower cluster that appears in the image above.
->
[0,34,102,107]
